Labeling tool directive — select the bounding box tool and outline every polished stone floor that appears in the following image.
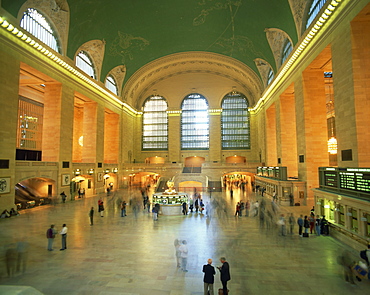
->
[0,187,369,295]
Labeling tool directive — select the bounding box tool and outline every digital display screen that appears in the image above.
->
[324,171,338,187]
[320,167,370,194]
[339,171,370,192]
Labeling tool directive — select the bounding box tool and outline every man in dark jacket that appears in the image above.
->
[217,257,230,294]
[203,258,216,295]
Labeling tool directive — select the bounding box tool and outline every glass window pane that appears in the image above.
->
[105,75,118,95]
[20,8,60,53]
[221,92,250,150]
[76,51,96,79]
[181,94,209,150]
[142,96,168,150]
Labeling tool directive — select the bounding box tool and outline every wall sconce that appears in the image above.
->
[113,168,118,173]
[104,169,110,173]
[88,169,94,175]
[75,169,81,175]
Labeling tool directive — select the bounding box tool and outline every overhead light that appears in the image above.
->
[328,137,337,154]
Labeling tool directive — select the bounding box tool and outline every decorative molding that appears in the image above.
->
[75,39,106,81]
[265,28,293,70]
[254,58,274,89]
[18,0,70,55]
[288,0,308,37]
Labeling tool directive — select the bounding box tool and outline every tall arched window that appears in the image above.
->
[281,39,293,65]
[306,0,329,29]
[105,75,118,95]
[142,96,168,150]
[76,51,96,79]
[221,92,250,149]
[20,8,60,53]
[181,94,209,150]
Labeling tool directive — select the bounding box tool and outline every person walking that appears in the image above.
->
[315,215,321,236]
[98,199,104,217]
[46,224,57,251]
[121,201,127,217]
[288,213,295,234]
[89,207,94,225]
[174,239,181,268]
[182,201,188,215]
[217,257,230,295]
[60,192,66,203]
[179,240,188,272]
[59,224,68,250]
[303,215,310,234]
[203,258,216,295]
[297,214,303,237]
[153,203,160,221]
[309,214,315,234]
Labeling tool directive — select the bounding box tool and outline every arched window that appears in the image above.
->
[267,68,274,85]
[306,0,329,29]
[142,96,168,150]
[76,51,96,79]
[221,92,250,149]
[181,94,209,150]
[105,75,118,95]
[281,39,293,65]
[20,8,60,53]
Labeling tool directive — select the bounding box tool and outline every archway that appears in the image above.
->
[184,156,205,167]
[225,155,246,164]
[145,156,165,164]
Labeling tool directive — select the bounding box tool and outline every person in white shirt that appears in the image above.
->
[59,224,68,250]
[178,240,188,272]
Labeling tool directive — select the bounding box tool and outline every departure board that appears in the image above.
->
[319,167,370,194]
[339,168,370,192]
[324,169,338,187]
[257,167,287,181]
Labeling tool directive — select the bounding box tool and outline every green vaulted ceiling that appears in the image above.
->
[2,0,298,83]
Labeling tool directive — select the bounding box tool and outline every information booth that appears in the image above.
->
[152,192,188,215]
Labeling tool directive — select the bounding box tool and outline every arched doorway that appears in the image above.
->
[184,156,205,167]
[145,156,165,164]
[225,155,246,164]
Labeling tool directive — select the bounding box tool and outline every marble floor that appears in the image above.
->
[0,188,369,295]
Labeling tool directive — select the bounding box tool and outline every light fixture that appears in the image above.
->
[75,169,81,175]
[327,136,337,154]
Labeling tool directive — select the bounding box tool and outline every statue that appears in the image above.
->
[164,180,176,195]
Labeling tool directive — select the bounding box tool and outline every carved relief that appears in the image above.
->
[109,31,150,64]
[288,0,308,36]
[265,28,292,70]
[254,58,273,89]
[18,0,70,55]
[76,40,106,81]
